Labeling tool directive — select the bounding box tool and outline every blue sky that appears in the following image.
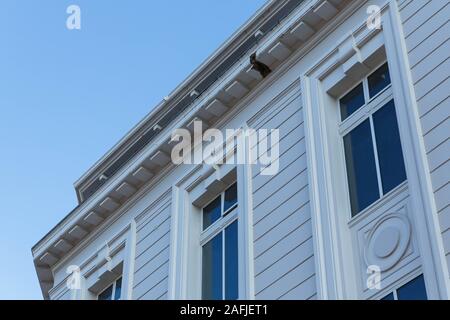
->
[0,0,267,299]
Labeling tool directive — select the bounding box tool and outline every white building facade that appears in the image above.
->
[32,0,450,300]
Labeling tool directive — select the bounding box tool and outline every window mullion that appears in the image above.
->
[393,289,399,300]
[221,193,224,217]
[222,231,225,300]
[363,78,370,103]
[369,116,383,198]
[112,282,116,301]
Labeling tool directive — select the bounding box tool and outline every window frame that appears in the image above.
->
[338,62,407,220]
[379,272,428,301]
[97,276,122,301]
[200,183,239,300]
[300,3,446,299]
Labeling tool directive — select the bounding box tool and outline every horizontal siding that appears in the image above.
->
[133,195,171,300]
[399,0,450,265]
[53,289,71,300]
[251,85,316,300]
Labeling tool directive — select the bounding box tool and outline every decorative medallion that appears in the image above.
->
[364,213,411,271]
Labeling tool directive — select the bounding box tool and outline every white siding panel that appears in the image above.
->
[133,195,171,300]
[404,3,449,53]
[430,159,450,192]
[400,0,431,23]
[438,205,450,232]
[251,84,315,299]
[408,21,449,68]
[399,0,450,269]
[417,77,449,118]
[427,139,450,172]
[256,256,315,299]
[411,40,449,86]
[423,117,450,154]
[435,183,450,213]
[420,97,450,135]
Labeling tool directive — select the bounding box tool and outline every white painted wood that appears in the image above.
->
[99,197,120,212]
[133,193,171,300]
[115,182,137,198]
[39,252,58,266]
[313,1,338,21]
[132,166,153,182]
[245,65,263,81]
[225,80,249,99]
[290,21,315,41]
[249,83,315,300]
[68,225,88,240]
[54,239,73,253]
[32,0,450,301]
[396,0,450,295]
[268,42,292,61]
[150,151,170,167]
[204,99,228,117]
[186,117,209,132]
[83,211,103,226]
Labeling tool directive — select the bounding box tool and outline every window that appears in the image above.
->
[340,63,407,216]
[340,83,365,121]
[98,277,122,300]
[368,63,391,98]
[201,183,238,300]
[381,275,428,300]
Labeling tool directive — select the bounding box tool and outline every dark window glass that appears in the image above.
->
[225,221,238,300]
[223,183,238,214]
[381,293,395,300]
[344,120,380,216]
[98,284,113,300]
[202,233,223,300]
[340,83,365,121]
[368,63,391,98]
[203,196,221,230]
[114,278,122,300]
[397,275,428,300]
[373,100,407,194]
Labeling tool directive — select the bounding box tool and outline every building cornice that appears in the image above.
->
[32,0,351,299]
[72,0,295,200]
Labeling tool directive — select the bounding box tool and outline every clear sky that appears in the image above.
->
[0,0,267,299]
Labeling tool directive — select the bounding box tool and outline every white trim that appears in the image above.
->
[168,132,255,300]
[121,220,136,300]
[237,125,255,300]
[302,76,344,299]
[302,0,449,299]
[384,0,450,298]
[200,208,238,245]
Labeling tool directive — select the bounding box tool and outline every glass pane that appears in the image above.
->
[98,284,113,300]
[202,233,223,300]
[344,119,380,216]
[225,221,238,300]
[223,183,238,214]
[340,83,365,121]
[381,293,395,300]
[368,63,391,98]
[397,275,428,300]
[373,100,407,194]
[114,277,122,300]
[203,196,221,230]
